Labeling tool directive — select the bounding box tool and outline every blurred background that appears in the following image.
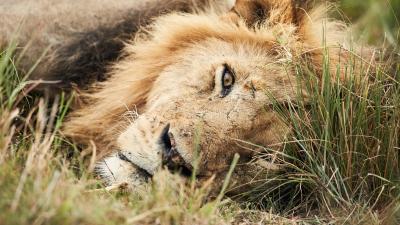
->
[337,0,399,47]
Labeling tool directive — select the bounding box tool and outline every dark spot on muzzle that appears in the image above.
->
[160,123,192,177]
[117,152,151,179]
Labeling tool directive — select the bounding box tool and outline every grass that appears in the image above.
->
[268,50,399,223]
[0,1,399,224]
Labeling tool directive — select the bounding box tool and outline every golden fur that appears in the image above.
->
[2,0,375,188]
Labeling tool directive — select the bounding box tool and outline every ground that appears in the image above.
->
[0,0,399,224]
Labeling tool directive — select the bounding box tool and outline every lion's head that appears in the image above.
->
[64,0,370,184]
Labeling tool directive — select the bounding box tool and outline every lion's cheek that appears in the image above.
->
[244,113,290,151]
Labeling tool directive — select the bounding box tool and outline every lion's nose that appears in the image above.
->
[160,124,191,176]
[160,123,174,154]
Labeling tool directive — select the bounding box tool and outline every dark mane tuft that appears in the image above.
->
[41,0,214,91]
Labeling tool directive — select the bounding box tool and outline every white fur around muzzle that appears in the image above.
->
[95,153,149,187]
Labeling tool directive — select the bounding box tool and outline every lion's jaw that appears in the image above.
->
[116,38,294,177]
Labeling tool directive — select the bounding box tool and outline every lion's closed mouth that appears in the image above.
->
[117,152,152,179]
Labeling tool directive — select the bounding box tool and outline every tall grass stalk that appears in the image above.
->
[256,44,400,223]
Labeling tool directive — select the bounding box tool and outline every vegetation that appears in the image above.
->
[0,1,399,224]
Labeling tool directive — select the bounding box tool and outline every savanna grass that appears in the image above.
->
[0,1,399,224]
[232,1,400,223]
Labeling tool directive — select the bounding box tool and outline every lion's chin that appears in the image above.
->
[94,153,151,187]
[94,148,193,188]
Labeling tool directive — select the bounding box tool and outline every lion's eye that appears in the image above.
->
[221,65,235,97]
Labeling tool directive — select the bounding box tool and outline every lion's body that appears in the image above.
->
[1,0,375,190]
[0,0,217,88]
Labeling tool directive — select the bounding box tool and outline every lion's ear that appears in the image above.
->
[227,0,309,27]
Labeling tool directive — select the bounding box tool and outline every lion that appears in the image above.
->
[1,0,374,193]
